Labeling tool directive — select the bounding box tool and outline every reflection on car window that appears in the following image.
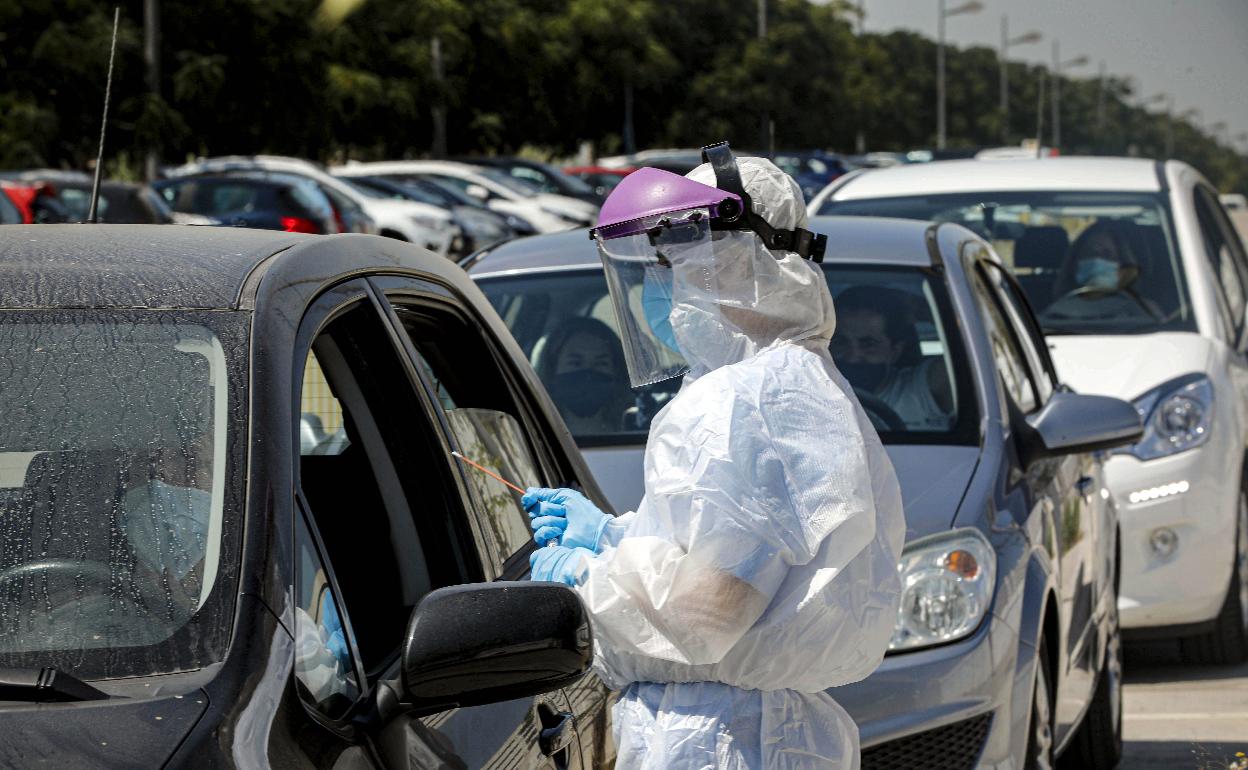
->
[294,511,359,718]
[970,270,1039,413]
[822,192,1192,335]
[479,266,977,445]
[393,305,549,568]
[0,314,236,679]
[301,351,351,456]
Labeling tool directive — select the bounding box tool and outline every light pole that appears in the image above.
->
[937,0,983,150]
[999,16,1042,144]
[1144,93,1172,158]
[1050,41,1088,151]
[759,0,773,155]
[1095,60,1107,139]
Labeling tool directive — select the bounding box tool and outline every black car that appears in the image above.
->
[457,157,604,205]
[51,179,176,224]
[154,172,339,233]
[0,225,611,767]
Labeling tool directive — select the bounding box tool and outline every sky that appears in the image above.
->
[858,0,1248,146]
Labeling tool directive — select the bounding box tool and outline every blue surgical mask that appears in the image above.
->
[838,361,890,391]
[1076,258,1121,290]
[642,271,680,353]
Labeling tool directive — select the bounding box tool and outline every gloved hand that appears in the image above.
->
[523,487,612,552]
[529,545,595,586]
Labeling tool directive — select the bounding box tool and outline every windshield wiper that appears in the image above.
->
[0,667,109,702]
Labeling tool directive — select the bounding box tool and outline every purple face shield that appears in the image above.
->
[590,167,743,241]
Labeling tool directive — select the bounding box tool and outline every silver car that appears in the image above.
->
[467,216,1142,768]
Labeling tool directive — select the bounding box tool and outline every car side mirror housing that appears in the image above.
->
[400,582,591,714]
[1022,391,1143,464]
[464,184,490,201]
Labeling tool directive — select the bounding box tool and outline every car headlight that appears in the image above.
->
[889,529,996,653]
[1118,374,1213,461]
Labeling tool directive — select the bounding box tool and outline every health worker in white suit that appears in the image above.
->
[524,142,905,769]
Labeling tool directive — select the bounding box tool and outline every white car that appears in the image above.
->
[334,161,596,234]
[165,156,458,255]
[812,157,1248,664]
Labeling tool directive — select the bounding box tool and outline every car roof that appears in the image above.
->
[335,161,486,178]
[468,216,937,278]
[0,224,310,309]
[832,156,1165,200]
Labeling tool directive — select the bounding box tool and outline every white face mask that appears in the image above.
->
[126,479,211,581]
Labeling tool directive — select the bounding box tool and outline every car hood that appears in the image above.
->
[582,443,979,540]
[1047,332,1212,400]
[0,690,207,765]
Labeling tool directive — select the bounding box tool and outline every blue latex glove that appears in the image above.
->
[321,594,350,668]
[529,545,595,586]
[523,487,612,552]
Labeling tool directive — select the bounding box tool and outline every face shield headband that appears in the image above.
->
[699,141,827,263]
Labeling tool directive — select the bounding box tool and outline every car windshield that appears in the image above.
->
[0,310,246,680]
[821,191,1193,335]
[478,265,976,446]
[478,168,541,196]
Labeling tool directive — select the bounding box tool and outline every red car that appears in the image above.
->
[1,180,67,224]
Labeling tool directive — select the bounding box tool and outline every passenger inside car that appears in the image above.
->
[1048,219,1166,320]
[831,286,954,430]
[536,318,634,435]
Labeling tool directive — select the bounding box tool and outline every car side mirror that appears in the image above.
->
[1021,391,1143,464]
[400,582,591,714]
[464,184,490,202]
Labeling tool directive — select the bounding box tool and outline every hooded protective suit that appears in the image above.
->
[556,157,905,769]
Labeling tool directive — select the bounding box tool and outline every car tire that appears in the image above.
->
[1025,636,1056,770]
[1179,489,1248,665]
[1063,576,1123,767]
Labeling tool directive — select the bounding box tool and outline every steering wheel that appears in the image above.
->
[1063,285,1164,321]
[853,390,907,432]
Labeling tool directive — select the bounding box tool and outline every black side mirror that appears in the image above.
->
[1021,390,1143,464]
[401,582,591,714]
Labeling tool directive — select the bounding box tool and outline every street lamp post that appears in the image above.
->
[937,0,983,150]
[1050,41,1088,151]
[999,16,1042,144]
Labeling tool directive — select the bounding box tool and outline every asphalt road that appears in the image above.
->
[1120,641,1248,769]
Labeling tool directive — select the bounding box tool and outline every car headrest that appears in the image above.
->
[1014,226,1069,271]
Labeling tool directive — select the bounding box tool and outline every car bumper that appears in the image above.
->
[1105,445,1238,630]
[833,592,1034,768]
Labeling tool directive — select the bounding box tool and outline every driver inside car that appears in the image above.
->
[1047,219,1164,320]
[831,286,953,430]
[538,317,633,434]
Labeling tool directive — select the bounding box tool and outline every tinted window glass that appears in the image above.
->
[1195,186,1247,334]
[478,266,978,446]
[0,311,246,680]
[822,192,1192,335]
[391,304,549,570]
[970,270,1039,412]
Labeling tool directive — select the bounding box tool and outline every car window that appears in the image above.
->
[478,265,979,446]
[979,259,1057,403]
[0,310,247,680]
[293,508,360,718]
[1195,186,1248,337]
[969,265,1040,414]
[823,191,1193,336]
[387,299,552,573]
[296,299,475,676]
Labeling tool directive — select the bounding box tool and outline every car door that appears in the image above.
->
[972,255,1100,742]
[273,279,587,769]
[370,274,613,770]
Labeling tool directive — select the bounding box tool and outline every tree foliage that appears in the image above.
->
[2,0,1246,192]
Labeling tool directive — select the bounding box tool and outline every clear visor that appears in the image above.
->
[593,208,714,387]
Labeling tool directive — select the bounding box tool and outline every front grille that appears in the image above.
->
[861,714,993,770]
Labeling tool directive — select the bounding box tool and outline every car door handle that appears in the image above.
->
[538,709,576,757]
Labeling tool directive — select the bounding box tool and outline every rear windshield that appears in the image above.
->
[478,266,977,447]
[821,191,1193,335]
[0,310,247,680]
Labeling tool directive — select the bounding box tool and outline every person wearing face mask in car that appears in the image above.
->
[831,286,953,431]
[538,317,634,434]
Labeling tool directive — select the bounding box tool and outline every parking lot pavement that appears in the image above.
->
[1121,642,1248,769]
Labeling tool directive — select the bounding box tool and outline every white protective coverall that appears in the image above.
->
[577,158,906,769]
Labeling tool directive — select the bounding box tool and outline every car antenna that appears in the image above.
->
[86,6,120,225]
